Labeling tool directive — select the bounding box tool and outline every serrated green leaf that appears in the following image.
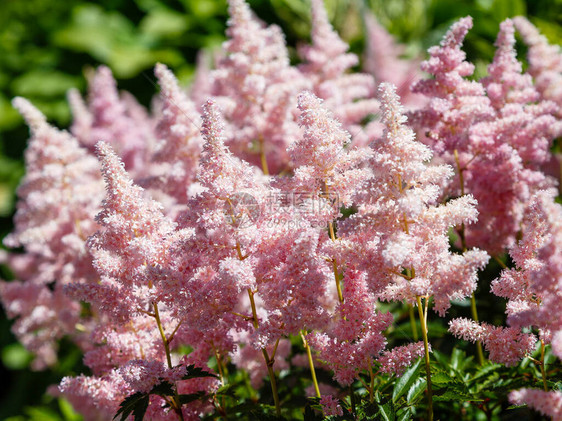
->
[113,392,149,421]
[396,407,412,421]
[392,358,422,403]
[379,401,395,421]
[431,369,453,385]
[407,377,427,405]
[150,381,175,397]
[181,364,218,380]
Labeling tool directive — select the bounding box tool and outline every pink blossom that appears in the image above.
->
[319,395,344,417]
[377,342,426,375]
[509,388,562,421]
[449,318,536,366]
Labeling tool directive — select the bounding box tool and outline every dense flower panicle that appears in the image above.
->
[298,0,380,145]
[339,83,488,313]
[211,0,305,173]
[148,63,203,204]
[319,395,344,417]
[81,141,178,321]
[309,270,392,386]
[363,13,422,107]
[0,98,103,368]
[289,91,372,216]
[69,66,157,178]
[412,17,557,255]
[509,389,562,421]
[499,190,562,352]
[481,20,538,109]
[449,318,536,366]
[513,16,562,119]
[462,19,557,253]
[4,3,562,419]
[377,342,426,375]
[411,16,495,155]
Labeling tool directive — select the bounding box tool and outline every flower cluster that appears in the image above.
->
[2,1,562,420]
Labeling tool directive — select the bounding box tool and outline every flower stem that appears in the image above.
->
[470,293,485,365]
[153,302,184,421]
[540,339,548,391]
[301,330,321,398]
[247,289,281,417]
[416,295,433,421]
[259,135,269,176]
[454,150,485,366]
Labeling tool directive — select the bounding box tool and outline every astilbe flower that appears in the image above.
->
[211,0,306,173]
[363,12,423,107]
[288,90,372,220]
[59,142,217,420]
[147,63,203,206]
[411,16,495,155]
[0,98,104,369]
[376,342,426,375]
[73,141,180,322]
[513,16,562,119]
[308,270,393,386]
[509,389,562,421]
[299,0,380,146]
[338,83,488,315]
[449,318,536,366]
[413,17,557,255]
[68,66,157,178]
[464,19,557,254]
[501,190,562,354]
[319,395,344,417]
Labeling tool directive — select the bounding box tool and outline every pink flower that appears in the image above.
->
[319,395,344,417]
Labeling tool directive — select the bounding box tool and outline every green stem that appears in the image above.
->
[301,331,321,398]
[470,293,485,365]
[153,302,185,421]
[248,289,281,417]
[416,296,433,421]
[540,340,548,392]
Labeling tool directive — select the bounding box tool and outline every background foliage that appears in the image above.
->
[2,0,562,419]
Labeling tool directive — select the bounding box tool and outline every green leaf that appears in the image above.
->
[58,398,81,421]
[140,8,189,39]
[431,369,453,386]
[113,392,149,421]
[396,407,412,421]
[379,401,395,421]
[1,343,33,370]
[406,377,427,405]
[11,70,82,97]
[392,358,422,403]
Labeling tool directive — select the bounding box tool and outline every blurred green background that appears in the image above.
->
[1,0,562,419]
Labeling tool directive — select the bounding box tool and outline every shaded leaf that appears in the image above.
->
[181,364,218,380]
[406,377,427,405]
[392,358,422,403]
[114,392,149,421]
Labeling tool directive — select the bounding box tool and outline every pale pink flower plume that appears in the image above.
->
[377,342,426,375]
[449,318,536,366]
[363,12,423,107]
[1,98,103,368]
[509,388,562,421]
